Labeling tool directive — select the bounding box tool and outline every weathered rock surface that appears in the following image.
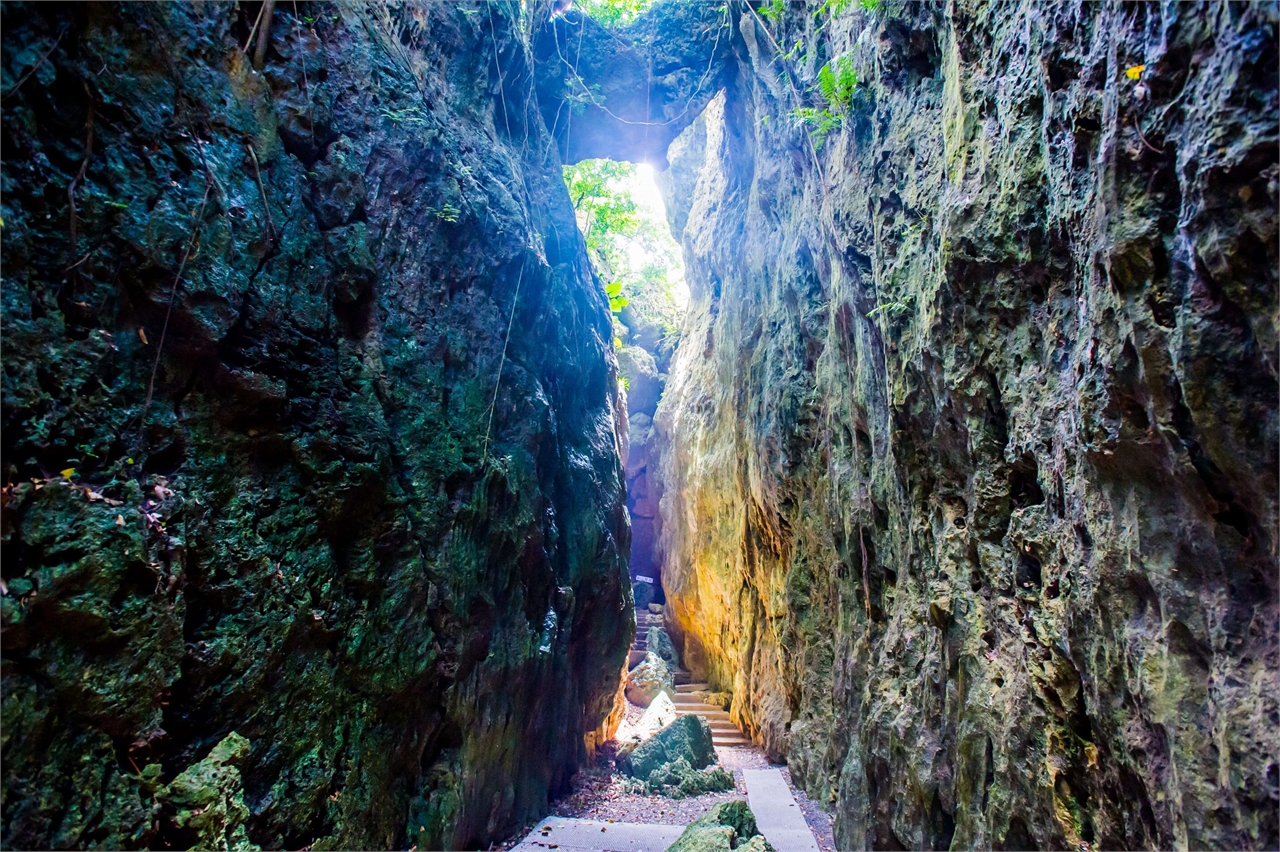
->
[625,651,674,707]
[593,1,1276,850]
[618,712,717,781]
[667,800,775,852]
[648,622,680,671]
[0,3,632,849]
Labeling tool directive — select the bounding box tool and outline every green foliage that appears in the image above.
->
[606,280,630,315]
[564,160,638,255]
[563,159,686,346]
[758,0,786,25]
[819,0,879,15]
[791,106,841,147]
[868,298,911,318]
[792,54,860,148]
[381,105,427,125]
[818,54,859,109]
[575,0,656,27]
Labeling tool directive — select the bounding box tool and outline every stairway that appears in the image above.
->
[673,681,751,747]
[629,607,752,747]
[627,607,656,669]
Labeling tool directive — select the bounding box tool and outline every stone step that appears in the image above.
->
[712,736,752,746]
[675,704,729,716]
[675,682,709,693]
[628,649,645,669]
[673,703,728,715]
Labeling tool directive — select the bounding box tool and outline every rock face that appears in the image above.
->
[651,2,1278,851]
[1,4,631,850]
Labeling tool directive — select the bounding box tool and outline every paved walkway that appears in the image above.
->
[512,770,824,852]
[512,816,683,852]
[743,769,822,852]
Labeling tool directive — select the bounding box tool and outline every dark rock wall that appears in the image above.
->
[1,3,631,850]
[620,341,666,602]
[652,2,1277,850]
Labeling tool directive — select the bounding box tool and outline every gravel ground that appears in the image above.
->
[499,704,837,850]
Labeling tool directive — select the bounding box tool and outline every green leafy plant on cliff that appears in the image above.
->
[606,280,630,315]
[819,54,860,109]
[820,0,880,15]
[792,54,860,147]
[868,298,911,319]
[758,0,786,25]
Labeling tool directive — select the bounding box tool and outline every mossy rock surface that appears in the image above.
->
[667,800,775,852]
[618,713,715,780]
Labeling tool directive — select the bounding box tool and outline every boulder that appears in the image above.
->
[647,623,680,670]
[617,713,715,780]
[632,579,658,611]
[625,651,673,707]
[666,801,775,852]
[642,757,734,799]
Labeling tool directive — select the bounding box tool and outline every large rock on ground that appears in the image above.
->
[625,651,674,707]
[617,713,715,780]
[667,801,776,852]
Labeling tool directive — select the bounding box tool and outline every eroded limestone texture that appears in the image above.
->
[1,3,631,849]
[648,2,1277,850]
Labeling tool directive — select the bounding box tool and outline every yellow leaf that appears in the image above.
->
[60,468,76,479]
[1125,64,1145,80]
[138,327,149,345]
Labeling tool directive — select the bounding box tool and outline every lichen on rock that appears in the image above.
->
[0,3,632,849]
[617,713,717,781]
[158,732,258,852]
[666,800,776,852]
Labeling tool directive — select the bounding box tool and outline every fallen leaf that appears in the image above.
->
[86,490,103,502]
[1125,64,1145,80]
[116,515,126,526]
[138,327,149,344]
[60,468,75,479]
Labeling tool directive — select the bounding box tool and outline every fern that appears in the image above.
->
[795,54,860,148]
[791,106,841,148]
[758,0,786,25]
[817,55,859,111]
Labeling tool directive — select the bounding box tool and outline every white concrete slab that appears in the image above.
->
[742,769,821,852]
[513,816,685,852]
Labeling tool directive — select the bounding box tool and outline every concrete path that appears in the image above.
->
[512,816,684,852]
[743,769,822,852]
